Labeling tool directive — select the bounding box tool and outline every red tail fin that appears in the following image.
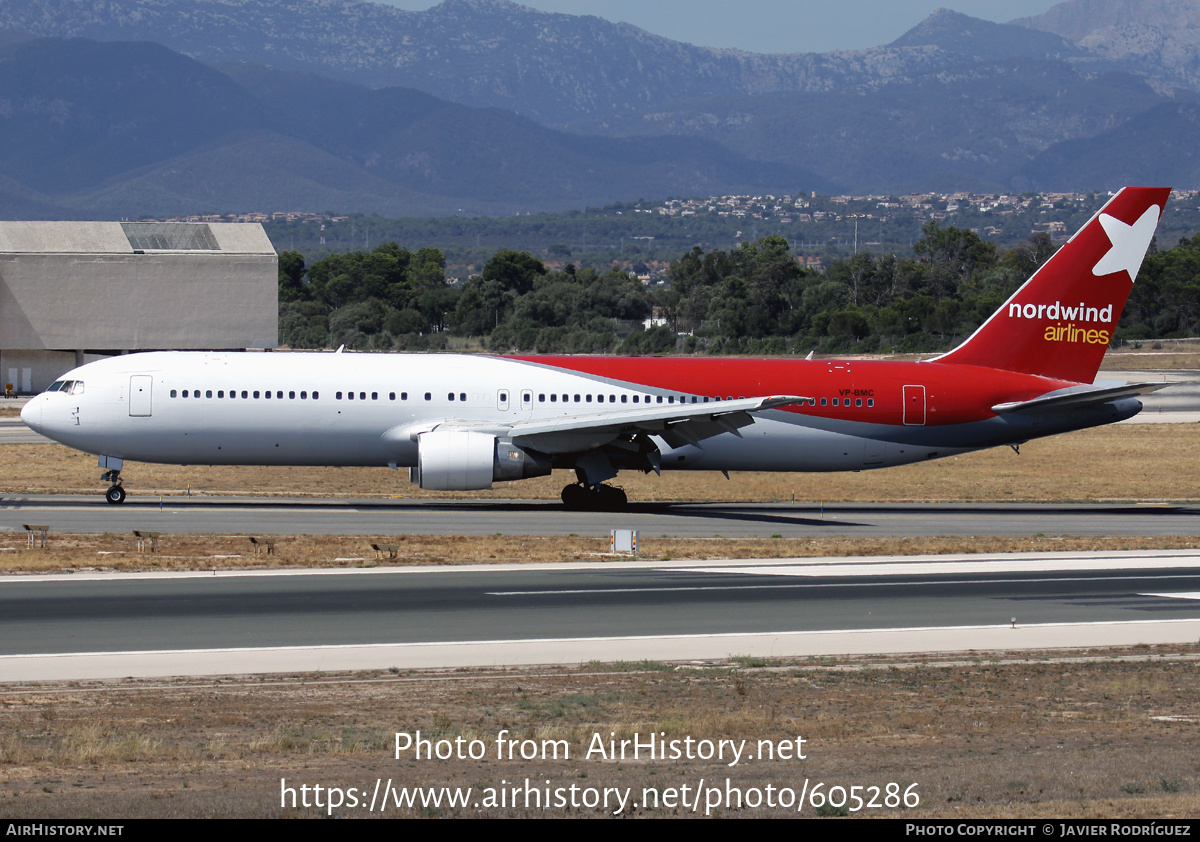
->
[937,186,1170,383]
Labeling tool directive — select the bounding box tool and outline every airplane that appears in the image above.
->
[21,186,1171,511]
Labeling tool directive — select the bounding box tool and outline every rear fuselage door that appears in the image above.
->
[902,384,926,425]
[129,375,153,417]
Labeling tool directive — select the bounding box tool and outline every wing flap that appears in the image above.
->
[381,395,808,452]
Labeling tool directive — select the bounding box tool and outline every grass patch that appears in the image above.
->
[2,648,1199,818]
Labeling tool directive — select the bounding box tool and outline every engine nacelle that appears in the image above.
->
[410,430,551,490]
[493,438,553,483]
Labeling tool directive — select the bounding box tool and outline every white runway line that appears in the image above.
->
[3,619,1200,682]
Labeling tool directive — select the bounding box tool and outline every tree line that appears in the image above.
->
[277,224,1200,355]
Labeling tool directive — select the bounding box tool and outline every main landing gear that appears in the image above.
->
[102,468,126,505]
[561,482,628,511]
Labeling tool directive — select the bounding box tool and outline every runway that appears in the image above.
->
[1,495,1197,538]
[3,551,1200,681]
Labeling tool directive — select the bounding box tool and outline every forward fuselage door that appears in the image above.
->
[902,384,926,426]
[129,375,153,417]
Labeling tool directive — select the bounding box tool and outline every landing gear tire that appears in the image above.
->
[597,484,627,510]
[561,483,588,509]
[105,485,126,505]
[560,483,627,511]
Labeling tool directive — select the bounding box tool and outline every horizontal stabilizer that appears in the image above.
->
[991,382,1168,415]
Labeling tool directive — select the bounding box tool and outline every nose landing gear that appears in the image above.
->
[102,468,126,505]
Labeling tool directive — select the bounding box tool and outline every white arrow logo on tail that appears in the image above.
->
[1092,205,1161,283]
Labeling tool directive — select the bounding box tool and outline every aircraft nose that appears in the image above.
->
[20,397,41,433]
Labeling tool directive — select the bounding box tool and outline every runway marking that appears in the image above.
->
[1143,592,1200,601]
[488,573,1200,597]
[674,556,1200,578]
[6,618,1200,681]
[6,550,1200,583]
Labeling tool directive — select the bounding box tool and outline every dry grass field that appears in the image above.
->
[2,532,1199,575]
[1101,343,1200,370]
[2,651,1199,819]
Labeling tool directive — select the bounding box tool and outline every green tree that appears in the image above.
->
[481,249,546,295]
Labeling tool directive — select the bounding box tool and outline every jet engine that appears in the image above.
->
[410,430,552,490]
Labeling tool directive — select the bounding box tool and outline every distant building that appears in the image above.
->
[0,221,277,393]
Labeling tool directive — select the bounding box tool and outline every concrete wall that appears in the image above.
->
[0,222,278,392]
[0,252,278,350]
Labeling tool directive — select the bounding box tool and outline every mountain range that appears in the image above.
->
[0,0,1197,217]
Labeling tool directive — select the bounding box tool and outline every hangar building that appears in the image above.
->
[0,221,277,393]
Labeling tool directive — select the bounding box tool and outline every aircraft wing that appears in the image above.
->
[390,395,808,453]
[991,382,1168,415]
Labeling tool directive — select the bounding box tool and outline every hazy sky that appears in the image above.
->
[375,1,1066,54]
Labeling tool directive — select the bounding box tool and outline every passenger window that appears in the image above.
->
[538,394,545,402]
[241,391,248,399]
[170,389,177,398]
[206,390,213,398]
[336,392,342,400]
[448,393,455,401]
[359,392,366,400]
[574,395,580,402]
[621,395,627,403]
[821,398,827,406]
[389,392,395,400]
[401,392,407,400]
[856,398,862,407]
[424,392,431,401]
[253,391,260,399]
[461,393,467,402]
[276,391,283,399]
[633,396,639,403]
[550,394,557,402]
[265,391,271,399]
[289,391,295,399]
[348,392,355,400]
[586,395,592,403]
[372,392,378,400]
[868,399,874,407]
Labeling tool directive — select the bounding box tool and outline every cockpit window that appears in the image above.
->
[70,381,85,395]
[46,381,65,393]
